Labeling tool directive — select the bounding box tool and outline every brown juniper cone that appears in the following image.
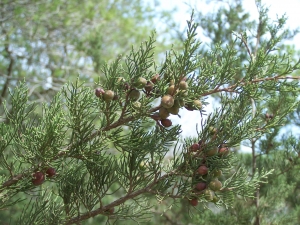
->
[190,143,200,152]
[151,74,160,83]
[32,171,45,186]
[144,81,154,92]
[95,88,105,98]
[160,118,172,127]
[195,182,207,191]
[161,95,174,108]
[46,167,56,177]
[189,198,198,206]
[197,165,208,175]
[218,146,229,157]
[179,80,188,90]
[135,77,147,89]
[167,85,175,95]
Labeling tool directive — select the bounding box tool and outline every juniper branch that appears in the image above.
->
[202,75,300,96]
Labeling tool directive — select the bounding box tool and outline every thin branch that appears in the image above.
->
[251,96,260,225]
[239,32,252,57]
[254,1,263,57]
[0,43,14,106]
[64,171,179,225]
[201,75,300,97]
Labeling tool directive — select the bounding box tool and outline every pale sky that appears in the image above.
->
[161,0,300,48]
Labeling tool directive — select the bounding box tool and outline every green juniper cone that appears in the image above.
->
[0,6,300,225]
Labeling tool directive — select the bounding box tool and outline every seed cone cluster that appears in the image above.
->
[95,75,203,129]
[157,77,204,127]
[187,135,230,206]
[32,167,56,186]
[94,77,227,207]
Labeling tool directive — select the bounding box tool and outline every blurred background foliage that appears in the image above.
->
[0,0,178,106]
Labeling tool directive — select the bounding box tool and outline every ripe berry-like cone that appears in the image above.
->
[161,95,174,109]
[103,90,115,102]
[160,118,172,127]
[198,165,208,175]
[209,179,222,191]
[128,89,140,101]
[159,107,170,119]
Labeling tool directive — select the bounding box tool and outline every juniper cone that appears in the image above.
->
[204,190,214,201]
[193,100,202,109]
[205,147,218,157]
[167,104,180,115]
[161,95,175,108]
[95,88,105,97]
[32,172,45,186]
[209,179,222,191]
[195,182,207,191]
[46,168,56,177]
[103,90,115,102]
[167,85,175,95]
[159,107,170,119]
[144,81,154,92]
[190,143,200,152]
[135,77,147,89]
[1,2,300,225]
[151,74,160,83]
[128,89,140,101]
[179,80,188,90]
[160,118,172,127]
[198,165,209,175]
[189,198,198,206]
